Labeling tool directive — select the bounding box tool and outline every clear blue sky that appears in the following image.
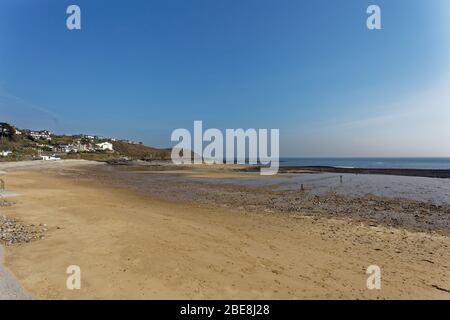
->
[1,0,449,156]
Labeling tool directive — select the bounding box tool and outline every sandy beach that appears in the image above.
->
[0,160,449,299]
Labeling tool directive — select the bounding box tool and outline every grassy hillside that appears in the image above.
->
[0,125,171,161]
[0,134,40,161]
[111,141,170,160]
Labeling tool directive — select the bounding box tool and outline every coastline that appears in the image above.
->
[90,162,450,235]
[0,160,449,299]
[278,166,450,179]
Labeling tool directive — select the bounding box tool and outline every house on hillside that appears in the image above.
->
[0,123,14,138]
[39,155,61,161]
[95,142,114,151]
[30,130,52,140]
[53,144,73,153]
[72,141,95,152]
[0,150,12,157]
[119,139,139,145]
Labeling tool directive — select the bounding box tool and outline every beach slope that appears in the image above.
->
[0,161,449,299]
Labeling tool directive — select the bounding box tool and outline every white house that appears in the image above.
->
[73,142,95,152]
[30,130,52,140]
[0,150,12,157]
[39,155,61,161]
[95,142,114,151]
[53,144,73,153]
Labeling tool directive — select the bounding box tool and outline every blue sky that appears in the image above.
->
[0,0,449,156]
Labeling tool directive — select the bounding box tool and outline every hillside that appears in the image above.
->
[111,141,170,160]
[0,122,171,161]
[0,133,40,161]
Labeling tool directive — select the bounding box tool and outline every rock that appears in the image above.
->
[0,215,47,246]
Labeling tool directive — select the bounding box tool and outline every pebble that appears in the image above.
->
[0,215,46,246]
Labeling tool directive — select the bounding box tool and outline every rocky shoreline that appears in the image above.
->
[0,213,47,246]
[104,160,450,178]
[278,166,450,178]
[74,163,450,236]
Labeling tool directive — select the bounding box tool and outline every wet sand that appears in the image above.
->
[196,172,450,205]
[0,160,449,299]
[84,164,450,235]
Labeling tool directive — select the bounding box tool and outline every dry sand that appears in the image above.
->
[0,160,449,299]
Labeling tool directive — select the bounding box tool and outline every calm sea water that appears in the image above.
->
[280,158,450,169]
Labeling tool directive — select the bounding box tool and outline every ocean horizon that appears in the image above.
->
[279,157,450,170]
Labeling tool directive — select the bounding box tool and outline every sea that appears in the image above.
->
[279,158,450,170]
[191,157,450,204]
